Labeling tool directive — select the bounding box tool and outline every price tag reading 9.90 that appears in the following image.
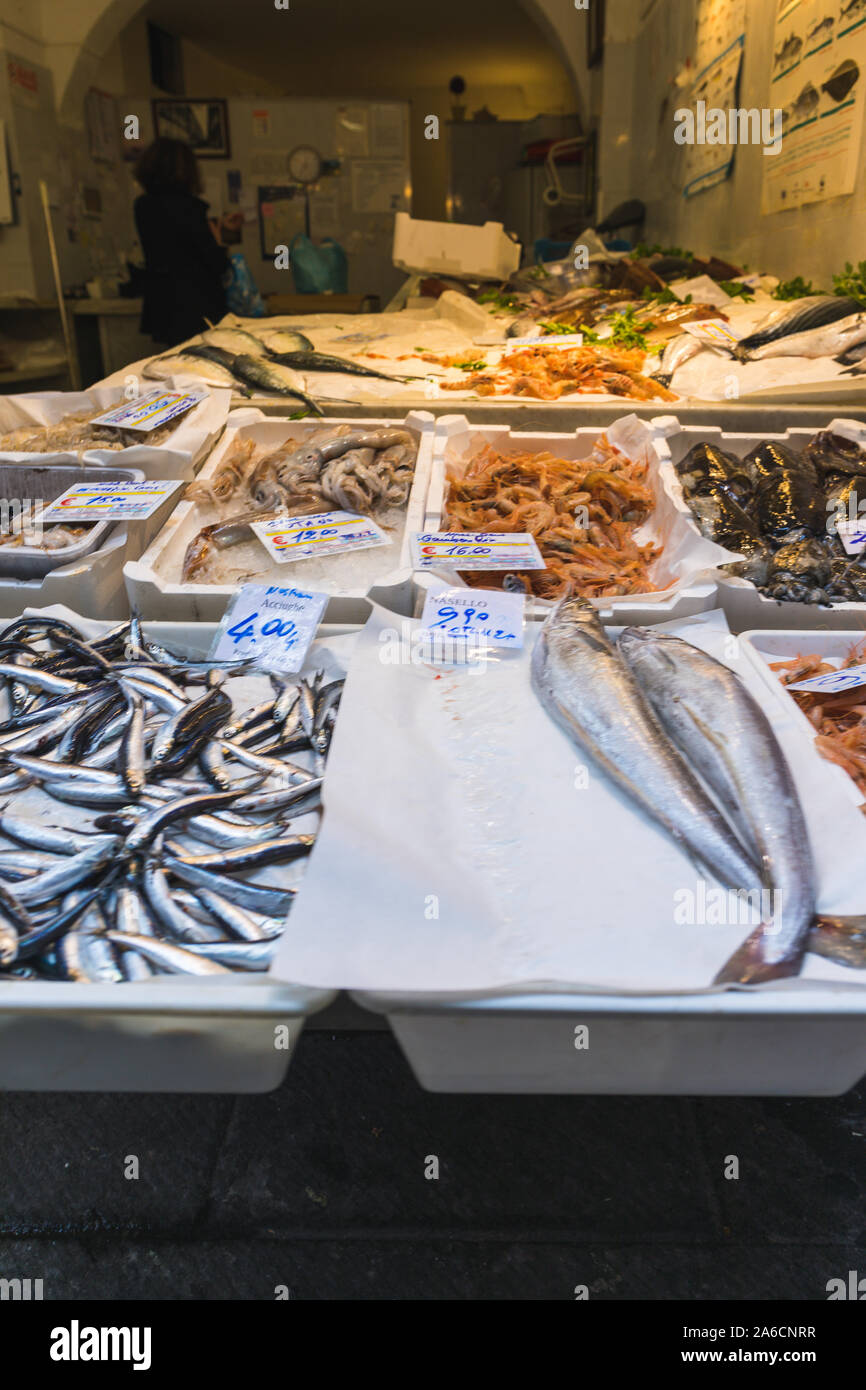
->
[419,586,525,649]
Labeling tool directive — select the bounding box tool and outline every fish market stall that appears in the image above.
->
[125,409,435,623]
[266,604,866,1095]
[0,606,353,1090]
[95,282,866,414]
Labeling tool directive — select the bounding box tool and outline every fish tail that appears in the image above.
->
[713,922,802,985]
[732,347,751,364]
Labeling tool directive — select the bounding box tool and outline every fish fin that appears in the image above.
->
[713,924,800,985]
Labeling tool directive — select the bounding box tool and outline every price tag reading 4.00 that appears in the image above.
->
[419,587,525,649]
[411,532,545,571]
[209,583,328,674]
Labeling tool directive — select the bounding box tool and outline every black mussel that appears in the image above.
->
[723,550,773,586]
[755,469,825,539]
[767,537,832,587]
[675,442,753,503]
[803,430,866,478]
[744,441,818,486]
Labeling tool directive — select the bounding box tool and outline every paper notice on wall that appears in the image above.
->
[335,105,369,157]
[252,109,271,139]
[202,173,223,215]
[351,160,407,213]
[682,35,745,196]
[309,186,341,240]
[370,103,405,158]
[763,0,866,213]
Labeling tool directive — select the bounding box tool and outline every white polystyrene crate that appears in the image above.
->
[392,212,520,280]
[124,411,435,625]
[411,412,722,622]
[653,415,866,631]
[739,629,866,816]
[0,606,349,1091]
[352,988,866,1095]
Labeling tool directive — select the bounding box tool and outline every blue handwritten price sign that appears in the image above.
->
[410,532,545,571]
[419,586,525,649]
[251,510,387,564]
[835,518,866,556]
[209,582,328,673]
[40,479,183,522]
[789,662,866,695]
[91,388,207,432]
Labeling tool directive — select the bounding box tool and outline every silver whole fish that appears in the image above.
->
[531,598,764,894]
[229,355,323,415]
[254,328,314,353]
[617,627,815,984]
[143,354,239,388]
[737,308,866,362]
[653,332,703,384]
[108,931,232,976]
[201,327,271,358]
[736,295,863,353]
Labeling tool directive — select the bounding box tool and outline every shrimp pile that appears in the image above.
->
[772,643,866,807]
[442,343,676,403]
[444,435,660,601]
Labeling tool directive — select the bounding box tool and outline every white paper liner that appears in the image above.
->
[270,605,866,997]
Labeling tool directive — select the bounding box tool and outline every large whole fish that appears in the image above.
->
[617,627,815,984]
[531,598,763,894]
[253,328,314,353]
[230,355,322,414]
[201,327,272,357]
[143,354,239,388]
[270,349,415,382]
[738,312,866,363]
[735,297,864,359]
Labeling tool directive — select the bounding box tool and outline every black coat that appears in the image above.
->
[134,192,229,346]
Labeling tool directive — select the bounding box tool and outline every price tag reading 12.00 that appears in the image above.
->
[410,532,545,571]
[209,583,329,674]
[251,510,388,564]
[420,587,525,649]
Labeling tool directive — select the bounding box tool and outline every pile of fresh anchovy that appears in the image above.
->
[0,614,342,982]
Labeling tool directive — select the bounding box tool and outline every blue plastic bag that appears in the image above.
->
[225,251,266,317]
[290,234,348,294]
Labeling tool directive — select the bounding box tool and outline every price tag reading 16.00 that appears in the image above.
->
[209,582,329,673]
[410,532,545,571]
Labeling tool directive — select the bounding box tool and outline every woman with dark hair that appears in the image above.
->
[134,137,237,346]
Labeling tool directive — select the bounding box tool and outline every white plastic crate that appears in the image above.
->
[413,412,726,622]
[392,212,520,280]
[0,608,349,1091]
[653,415,866,631]
[124,411,435,625]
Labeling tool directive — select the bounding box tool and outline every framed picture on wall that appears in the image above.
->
[151,99,230,158]
[587,0,604,68]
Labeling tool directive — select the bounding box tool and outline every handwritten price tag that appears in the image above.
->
[410,532,545,571]
[835,518,866,556]
[41,479,183,522]
[209,582,328,673]
[91,388,207,432]
[251,510,388,564]
[419,586,525,648]
[682,319,742,349]
[789,662,866,694]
